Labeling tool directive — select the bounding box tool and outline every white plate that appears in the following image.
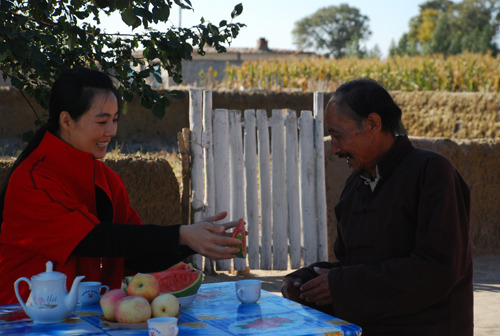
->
[178,294,197,308]
[99,317,148,330]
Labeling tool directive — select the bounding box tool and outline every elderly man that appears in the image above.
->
[282,78,473,336]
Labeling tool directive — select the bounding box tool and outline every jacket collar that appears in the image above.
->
[35,132,97,215]
[37,131,95,176]
[376,135,414,179]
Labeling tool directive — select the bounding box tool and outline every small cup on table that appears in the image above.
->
[77,281,109,305]
[235,279,262,304]
[148,317,179,336]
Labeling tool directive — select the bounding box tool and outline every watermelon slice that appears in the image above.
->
[150,263,203,298]
[232,219,246,258]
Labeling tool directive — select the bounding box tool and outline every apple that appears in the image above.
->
[113,295,152,323]
[127,273,160,302]
[100,289,128,321]
[151,293,179,317]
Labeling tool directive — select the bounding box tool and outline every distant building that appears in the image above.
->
[135,38,315,89]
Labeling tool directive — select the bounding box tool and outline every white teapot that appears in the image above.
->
[14,261,85,324]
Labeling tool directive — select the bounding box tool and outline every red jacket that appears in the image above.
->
[0,132,142,304]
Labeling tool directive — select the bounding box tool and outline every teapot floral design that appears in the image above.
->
[14,261,85,324]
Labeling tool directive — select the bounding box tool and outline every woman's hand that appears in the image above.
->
[179,211,242,260]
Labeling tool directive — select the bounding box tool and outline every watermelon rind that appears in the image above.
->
[234,233,245,258]
[167,270,203,298]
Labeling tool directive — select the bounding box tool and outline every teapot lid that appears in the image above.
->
[32,261,66,280]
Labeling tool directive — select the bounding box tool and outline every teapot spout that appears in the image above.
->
[65,275,85,313]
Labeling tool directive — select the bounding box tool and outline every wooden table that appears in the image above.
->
[0,282,362,335]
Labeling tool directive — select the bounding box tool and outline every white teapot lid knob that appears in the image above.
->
[32,261,65,280]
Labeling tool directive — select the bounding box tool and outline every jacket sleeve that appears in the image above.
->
[328,155,471,323]
[73,223,195,272]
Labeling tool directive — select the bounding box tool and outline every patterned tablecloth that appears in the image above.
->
[0,282,362,336]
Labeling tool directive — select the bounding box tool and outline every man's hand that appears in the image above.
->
[281,276,303,302]
[299,267,332,305]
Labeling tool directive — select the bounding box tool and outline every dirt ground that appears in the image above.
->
[203,254,500,336]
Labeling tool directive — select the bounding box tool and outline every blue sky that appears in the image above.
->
[99,0,461,58]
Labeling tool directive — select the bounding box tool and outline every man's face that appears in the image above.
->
[325,104,378,176]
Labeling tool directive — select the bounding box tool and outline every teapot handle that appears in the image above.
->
[14,277,31,312]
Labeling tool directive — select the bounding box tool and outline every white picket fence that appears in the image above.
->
[189,89,327,271]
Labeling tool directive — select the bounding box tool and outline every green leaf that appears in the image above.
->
[137,69,150,79]
[122,101,129,115]
[219,20,227,27]
[0,51,8,62]
[152,101,165,119]
[153,4,170,22]
[231,3,243,19]
[10,77,23,90]
[134,7,153,22]
[122,90,134,102]
[39,34,58,45]
[140,95,153,109]
[74,11,89,20]
[143,46,159,60]
[7,39,27,60]
[153,71,162,84]
[121,6,140,28]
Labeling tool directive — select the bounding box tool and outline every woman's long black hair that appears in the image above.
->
[0,68,120,227]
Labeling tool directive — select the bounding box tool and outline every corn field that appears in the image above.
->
[222,53,500,92]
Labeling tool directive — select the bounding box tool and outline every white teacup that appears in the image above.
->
[78,281,109,305]
[148,317,179,336]
[235,279,262,304]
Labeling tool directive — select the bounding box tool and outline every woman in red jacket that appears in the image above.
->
[0,68,241,304]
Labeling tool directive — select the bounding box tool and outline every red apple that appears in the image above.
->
[100,289,127,321]
[113,295,152,323]
[126,273,160,302]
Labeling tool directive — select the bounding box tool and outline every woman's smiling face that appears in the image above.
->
[59,90,119,159]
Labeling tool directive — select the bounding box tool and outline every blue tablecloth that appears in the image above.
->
[0,282,362,335]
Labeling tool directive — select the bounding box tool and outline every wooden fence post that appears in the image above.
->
[285,110,301,269]
[244,110,260,269]
[299,111,317,265]
[202,90,215,274]
[257,109,272,270]
[229,110,247,271]
[189,89,204,269]
[314,92,328,261]
[271,109,288,270]
[213,109,231,271]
